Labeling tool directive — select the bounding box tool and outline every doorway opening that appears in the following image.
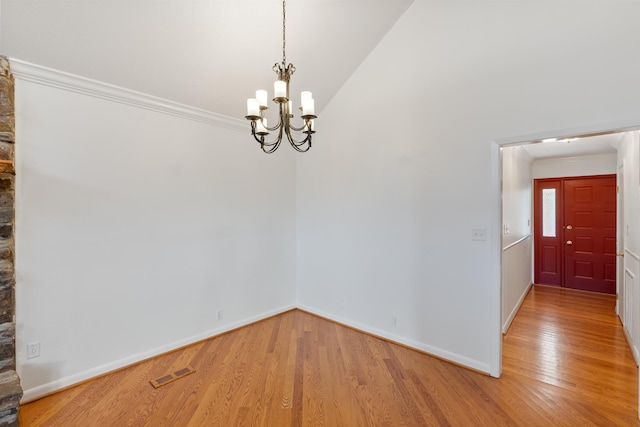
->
[492,122,640,419]
[490,120,640,380]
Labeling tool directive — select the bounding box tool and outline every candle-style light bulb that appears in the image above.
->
[301,91,312,105]
[256,118,268,135]
[274,80,287,100]
[302,98,315,116]
[256,90,268,108]
[247,98,260,117]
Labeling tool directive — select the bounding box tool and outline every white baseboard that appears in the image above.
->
[623,326,640,367]
[22,301,497,402]
[20,304,295,403]
[297,304,491,375]
[502,282,533,334]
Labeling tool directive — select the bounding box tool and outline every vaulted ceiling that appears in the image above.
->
[0,0,627,160]
[0,0,414,120]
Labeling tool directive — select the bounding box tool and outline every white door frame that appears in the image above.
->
[490,119,640,380]
[618,162,624,318]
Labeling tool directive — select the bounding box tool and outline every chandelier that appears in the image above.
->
[245,0,316,153]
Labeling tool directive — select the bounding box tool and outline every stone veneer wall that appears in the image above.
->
[0,56,23,426]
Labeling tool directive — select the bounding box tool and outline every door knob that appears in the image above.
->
[566,225,573,230]
[566,240,573,245]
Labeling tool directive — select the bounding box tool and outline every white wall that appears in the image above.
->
[296,0,640,375]
[533,153,617,179]
[14,64,297,401]
[501,146,532,333]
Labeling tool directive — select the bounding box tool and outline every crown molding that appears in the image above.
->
[9,58,246,132]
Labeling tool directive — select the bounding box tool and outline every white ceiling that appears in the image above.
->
[0,0,414,120]
[0,0,628,161]
[521,133,620,160]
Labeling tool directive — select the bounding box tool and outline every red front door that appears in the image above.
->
[563,176,617,293]
[534,175,616,294]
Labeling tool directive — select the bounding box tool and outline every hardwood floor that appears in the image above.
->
[20,285,639,426]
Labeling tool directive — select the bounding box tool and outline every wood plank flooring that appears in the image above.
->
[19,285,639,426]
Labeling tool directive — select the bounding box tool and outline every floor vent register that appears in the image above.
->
[150,366,196,389]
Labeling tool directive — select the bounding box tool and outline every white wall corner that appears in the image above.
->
[297,304,492,375]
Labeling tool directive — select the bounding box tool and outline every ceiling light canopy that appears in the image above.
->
[245,0,317,154]
[540,137,580,144]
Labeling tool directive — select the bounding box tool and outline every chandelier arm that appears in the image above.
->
[254,134,280,147]
[288,121,307,132]
[259,116,282,132]
[253,119,286,152]
[251,132,273,146]
[282,112,312,147]
[290,133,312,147]
[293,137,312,149]
[289,137,312,152]
[265,122,282,132]
[284,130,311,152]
[284,126,312,148]
[264,104,286,132]
[261,137,282,154]
[251,127,282,147]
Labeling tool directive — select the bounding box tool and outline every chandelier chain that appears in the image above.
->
[282,0,287,65]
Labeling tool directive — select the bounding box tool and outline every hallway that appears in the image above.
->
[502,284,638,425]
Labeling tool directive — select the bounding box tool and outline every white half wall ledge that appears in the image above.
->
[297,304,492,375]
[627,249,640,262]
[502,234,531,252]
[9,58,247,132]
[20,304,296,403]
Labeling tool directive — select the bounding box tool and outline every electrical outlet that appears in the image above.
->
[216,309,223,321]
[27,341,40,359]
[392,315,398,327]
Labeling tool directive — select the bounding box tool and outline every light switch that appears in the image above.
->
[472,229,487,241]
